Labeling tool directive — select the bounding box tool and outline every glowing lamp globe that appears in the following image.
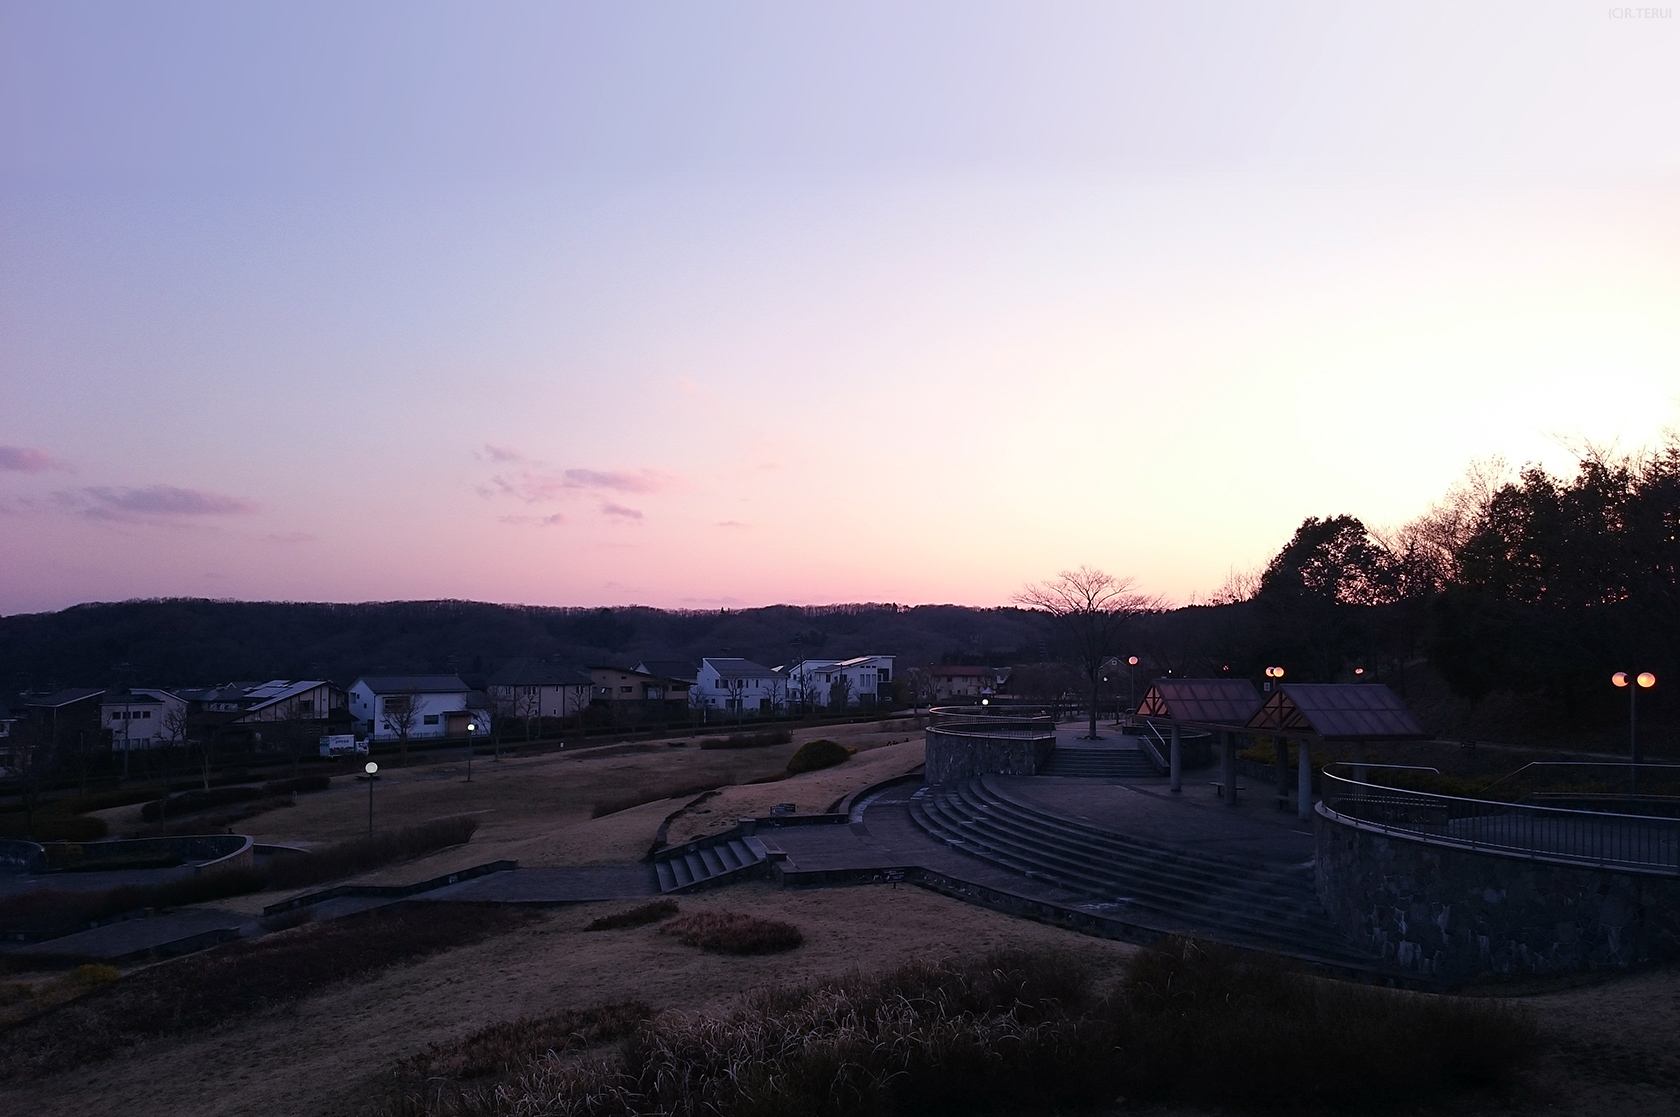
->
[1638,672,1657,688]
[1613,672,1629,688]
[365,761,378,775]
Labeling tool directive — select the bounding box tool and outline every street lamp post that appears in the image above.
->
[1127,656,1139,717]
[363,761,378,837]
[465,721,477,782]
[1612,671,1656,795]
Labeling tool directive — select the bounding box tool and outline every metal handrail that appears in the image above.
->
[1320,763,1680,874]
[927,704,1055,740]
[1477,761,1680,799]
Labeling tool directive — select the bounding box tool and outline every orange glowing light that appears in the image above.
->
[1613,672,1629,687]
[1638,672,1656,688]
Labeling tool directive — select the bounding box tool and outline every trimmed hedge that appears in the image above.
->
[785,738,853,775]
[261,774,331,796]
[585,899,679,932]
[0,813,107,842]
[140,786,265,822]
[660,911,803,954]
[698,729,794,750]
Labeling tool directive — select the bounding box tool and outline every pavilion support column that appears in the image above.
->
[1273,735,1290,809]
[1297,736,1313,822]
[1169,725,1182,793]
[1222,731,1238,805]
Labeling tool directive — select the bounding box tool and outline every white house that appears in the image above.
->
[695,658,787,716]
[784,656,896,709]
[349,675,491,740]
[101,688,188,751]
[488,660,595,720]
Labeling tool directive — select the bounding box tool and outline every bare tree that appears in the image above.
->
[688,684,711,727]
[156,704,191,783]
[903,666,939,713]
[488,690,518,761]
[273,697,314,776]
[828,672,853,712]
[1016,566,1161,740]
[762,675,787,719]
[381,695,420,765]
[724,676,748,724]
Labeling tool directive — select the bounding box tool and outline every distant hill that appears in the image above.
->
[0,598,1052,692]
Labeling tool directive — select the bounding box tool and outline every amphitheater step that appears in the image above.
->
[655,833,770,893]
[910,776,1369,965]
[1040,745,1160,778]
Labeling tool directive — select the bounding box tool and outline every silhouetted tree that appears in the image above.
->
[1016,568,1159,739]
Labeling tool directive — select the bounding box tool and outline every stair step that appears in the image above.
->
[698,847,725,876]
[655,861,676,891]
[909,776,1364,961]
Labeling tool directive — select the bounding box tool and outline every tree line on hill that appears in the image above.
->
[2,438,1674,750]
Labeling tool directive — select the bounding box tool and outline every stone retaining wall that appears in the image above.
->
[925,729,1054,783]
[1316,806,1680,980]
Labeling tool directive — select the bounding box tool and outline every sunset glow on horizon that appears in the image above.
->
[3,3,1677,616]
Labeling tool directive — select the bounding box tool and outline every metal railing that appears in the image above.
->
[1320,763,1680,874]
[928,705,1056,740]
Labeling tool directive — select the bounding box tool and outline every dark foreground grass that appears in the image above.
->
[592,780,724,819]
[371,938,1540,1117]
[584,899,679,931]
[0,901,534,1080]
[0,817,480,935]
[660,911,804,955]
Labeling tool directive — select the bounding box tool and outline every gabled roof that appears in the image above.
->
[1244,683,1426,740]
[702,657,780,677]
[930,664,991,677]
[490,659,594,687]
[832,655,892,668]
[354,675,470,695]
[635,660,700,682]
[243,680,335,713]
[1136,679,1261,725]
[100,691,165,706]
[24,688,105,709]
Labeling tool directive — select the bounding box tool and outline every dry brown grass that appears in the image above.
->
[659,911,804,955]
[0,902,534,1081]
[583,899,679,931]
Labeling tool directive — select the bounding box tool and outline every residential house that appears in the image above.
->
[232,680,345,723]
[634,660,699,686]
[928,665,1009,702]
[587,666,691,711]
[100,688,189,751]
[695,658,788,716]
[349,676,490,741]
[488,659,595,721]
[784,656,896,710]
[19,688,106,741]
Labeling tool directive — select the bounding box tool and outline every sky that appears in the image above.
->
[2,2,1678,616]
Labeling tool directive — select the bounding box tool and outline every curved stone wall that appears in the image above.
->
[38,834,254,874]
[925,729,1054,784]
[1316,807,1680,980]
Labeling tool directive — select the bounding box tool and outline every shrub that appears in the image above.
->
[367,941,1539,1117]
[584,899,678,931]
[697,729,793,750]
[0,903,534,1079]
[785,738,853,775]
[394,1001,653,1084]
[140,786,265,822]
[261,774,331,796]
[660,911,803,954]
[0,813,107,842]
[0,866,269,934]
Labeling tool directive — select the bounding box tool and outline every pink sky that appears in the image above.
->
[3,4,1678,615]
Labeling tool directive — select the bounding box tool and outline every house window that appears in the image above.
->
[620,686,633,694]
[423,714,439,725]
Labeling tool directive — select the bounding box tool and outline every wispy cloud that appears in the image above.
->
[716,520,749,529]
[67,485,259,521]
[482,442,527,462]
[0,445,70,473]
[601,503,644,520]
[498,512,566,526]
[481,461,681,506]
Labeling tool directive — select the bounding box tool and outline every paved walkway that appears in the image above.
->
[417,864,658,904]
